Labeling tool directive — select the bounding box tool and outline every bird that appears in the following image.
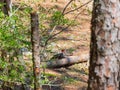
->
[51,49,66,60]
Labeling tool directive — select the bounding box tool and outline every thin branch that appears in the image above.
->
[49,25,57,35]
[44,25,71,46]
[64,0,92,15]
[74,9,86,20]
[62,0,74,14]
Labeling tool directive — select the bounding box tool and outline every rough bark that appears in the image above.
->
[31,12,41,90]
[88,0,120,90]
[43,54,89,68]
[0,0,12,15]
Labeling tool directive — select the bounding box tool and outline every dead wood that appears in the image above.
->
[43,54,89,68]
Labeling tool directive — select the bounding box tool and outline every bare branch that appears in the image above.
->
[74,9,86,20]
[62,0,74,15]
[44,25,70,46]
[64,0,92,15]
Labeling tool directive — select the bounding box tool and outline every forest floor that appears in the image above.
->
[41,1,92,90]
[13,0,92,90]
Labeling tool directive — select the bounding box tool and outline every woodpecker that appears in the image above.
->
[51,49,66,59]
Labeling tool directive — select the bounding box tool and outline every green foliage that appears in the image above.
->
[0,11,4,18]
[67,48,75,54]
[50,11,69,28]
[87,7,92,15]
[40,73,57,85]
[0,3,30,85]
[0,13,25,49]
[62,76,76,84]
[40,74,50,84]
[43,73,57,77]
[0,58,25,82]
[0,59,7,69]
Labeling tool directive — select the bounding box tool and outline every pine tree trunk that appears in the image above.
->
[88,0,120,90]
[31,12,41,90]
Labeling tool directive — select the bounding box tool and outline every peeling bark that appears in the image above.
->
[88,0,120,90]
[31,12,41,90]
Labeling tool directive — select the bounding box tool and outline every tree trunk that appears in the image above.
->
[88,0,120,90]
[0,0,12,15]
[31,12,41,90]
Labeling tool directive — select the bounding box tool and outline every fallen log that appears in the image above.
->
[43,54,89,68]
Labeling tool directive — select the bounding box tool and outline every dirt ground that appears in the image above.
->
[39,0,92,89]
